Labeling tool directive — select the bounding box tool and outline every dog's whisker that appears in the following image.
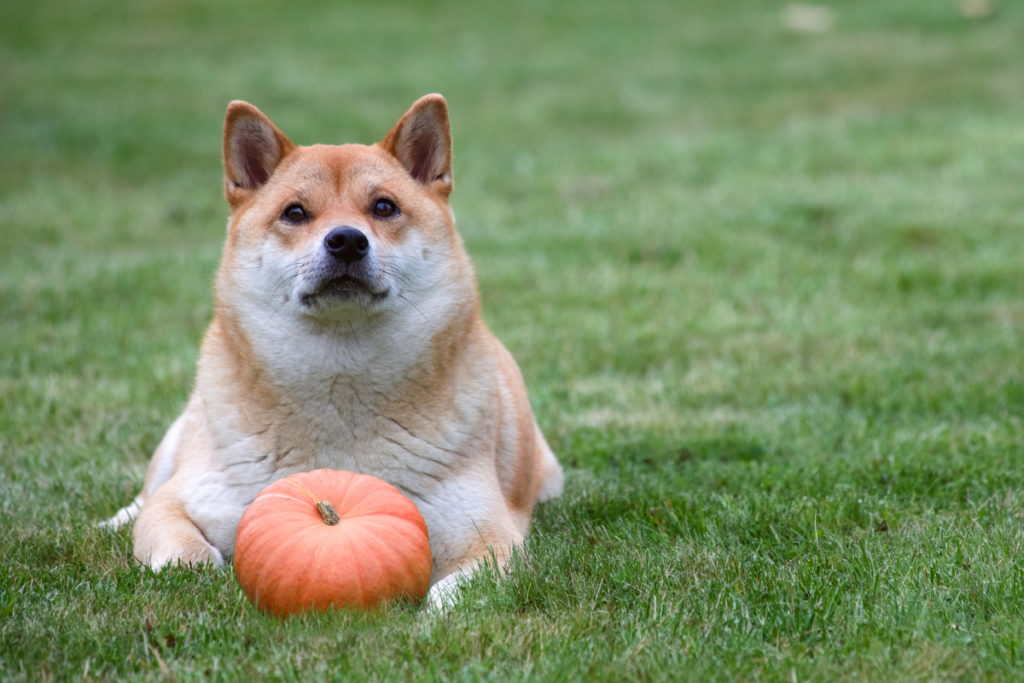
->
[226,256,265,270]
[260,297,290,335]
[422,250,461,262]
[348,321,363,354]
[398,293,436,335]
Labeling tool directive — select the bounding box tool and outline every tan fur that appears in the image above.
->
[105,95,564,605]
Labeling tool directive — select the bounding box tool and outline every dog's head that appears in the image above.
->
[216,95,473,334]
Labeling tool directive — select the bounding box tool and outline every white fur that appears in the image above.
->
[426,571,471,610]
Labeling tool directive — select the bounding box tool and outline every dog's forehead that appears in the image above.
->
[278,144,402,195]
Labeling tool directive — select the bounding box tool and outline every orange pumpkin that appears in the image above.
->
[234,469,432,617]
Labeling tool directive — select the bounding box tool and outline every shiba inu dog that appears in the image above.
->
[104,94,564,606]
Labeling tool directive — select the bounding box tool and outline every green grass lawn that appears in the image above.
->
[3,0,1024,679]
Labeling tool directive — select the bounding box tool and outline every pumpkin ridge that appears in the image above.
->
[260,490,320,522]
[331,474,391,515]
[332,471,365,520]
[251,534,300,615]
[334,528,364,609]
[294,536,323,613]
[384,520,426,597]
[353,514,429,540]
[383,523,431,597]
[350,526,389,605]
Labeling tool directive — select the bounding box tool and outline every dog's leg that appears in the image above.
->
[425,545,521,610]
[132,477,223,570]
[426,564,478,609]
[424,521,524,610]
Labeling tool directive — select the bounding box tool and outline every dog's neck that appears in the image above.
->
[199,272,481,425]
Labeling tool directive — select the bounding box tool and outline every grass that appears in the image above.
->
[3,0,1024,679]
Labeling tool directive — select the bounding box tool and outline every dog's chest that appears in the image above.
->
[228,372,492,492]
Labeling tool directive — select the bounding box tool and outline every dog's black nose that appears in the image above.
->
[324,227,370,263]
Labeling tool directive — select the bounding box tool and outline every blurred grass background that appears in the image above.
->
[3,0,1024,680]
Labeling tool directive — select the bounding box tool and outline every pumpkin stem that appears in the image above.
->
[316,500,341,526]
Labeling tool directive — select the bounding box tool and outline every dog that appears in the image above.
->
[103,94,564,606]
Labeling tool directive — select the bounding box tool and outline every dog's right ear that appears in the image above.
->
[223,101,294,208]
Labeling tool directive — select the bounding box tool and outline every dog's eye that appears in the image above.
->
[282,204,308,223]
[372,199,397,218]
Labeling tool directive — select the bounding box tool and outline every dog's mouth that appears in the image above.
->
[300,275,389,307]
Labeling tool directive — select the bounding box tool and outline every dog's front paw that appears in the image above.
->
[139,535,225,572]
[425,572,468,611]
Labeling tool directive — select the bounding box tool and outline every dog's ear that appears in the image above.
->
[223,101,294,208]
[381,94,453,198]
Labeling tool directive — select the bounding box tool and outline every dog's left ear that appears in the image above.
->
[381,94,453,199]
